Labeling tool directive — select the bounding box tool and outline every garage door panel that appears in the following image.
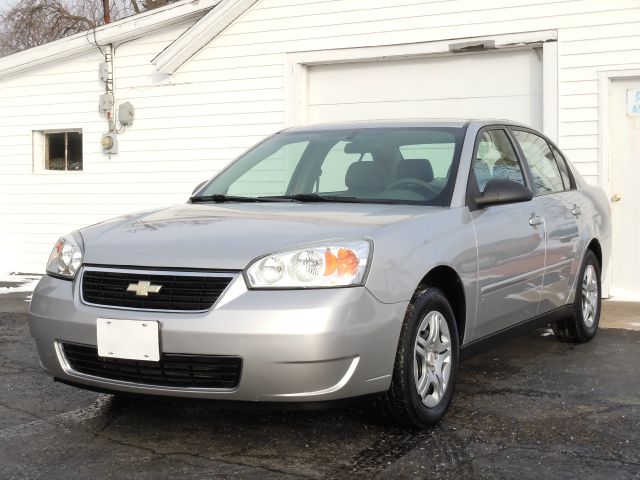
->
[308,95,542,124]
[307,49,542,128]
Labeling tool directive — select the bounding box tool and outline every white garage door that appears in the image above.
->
[307,49,542,128]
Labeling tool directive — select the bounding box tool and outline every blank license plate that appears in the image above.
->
[96,318,160,361]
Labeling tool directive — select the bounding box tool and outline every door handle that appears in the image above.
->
[529,214,543,227]
[611,193,622,202]
[572,205,582,217]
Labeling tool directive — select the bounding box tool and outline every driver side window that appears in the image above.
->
[474,129,525,193]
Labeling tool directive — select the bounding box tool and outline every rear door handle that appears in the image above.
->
[572,205,582,217]
[529,214,543,227]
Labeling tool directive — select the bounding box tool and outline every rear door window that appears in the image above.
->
[512,130,565,195]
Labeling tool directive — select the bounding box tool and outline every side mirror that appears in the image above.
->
[192,181,207,195]
[475,178,532,208]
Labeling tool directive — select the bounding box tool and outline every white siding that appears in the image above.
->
[180,0,640,186]
[2,0,640,272]
[0,22,196,273]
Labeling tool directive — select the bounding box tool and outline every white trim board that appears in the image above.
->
[153,0,260,75]
[0,0,220,80]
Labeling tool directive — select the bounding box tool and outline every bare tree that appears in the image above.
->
[0,0,179,57]
[130,0,175,13]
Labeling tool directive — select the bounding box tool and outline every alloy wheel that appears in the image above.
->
[581,264,599,328]
[413,310,452,408]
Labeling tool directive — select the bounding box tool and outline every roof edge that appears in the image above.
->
[0,0,219,80]
[152,0,259,75]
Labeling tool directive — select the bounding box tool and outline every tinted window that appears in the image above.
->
[550,144,572,190]
[513,130,564,195]
[474,129,525,193]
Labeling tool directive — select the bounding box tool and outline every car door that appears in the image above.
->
[468,128,546,340]
[511,129,580,313]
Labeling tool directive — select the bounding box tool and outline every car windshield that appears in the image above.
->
[194,127,465,206]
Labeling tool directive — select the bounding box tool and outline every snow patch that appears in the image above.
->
[0,273,42,295]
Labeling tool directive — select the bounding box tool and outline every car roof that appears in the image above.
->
[282,119,532,132]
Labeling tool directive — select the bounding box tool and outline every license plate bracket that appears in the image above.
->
[96,318,160,361]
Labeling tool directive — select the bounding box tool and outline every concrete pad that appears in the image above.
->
[601,300,640,330]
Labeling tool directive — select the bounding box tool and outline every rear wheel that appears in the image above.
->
[377,288,459,428]
[553,249,601,343]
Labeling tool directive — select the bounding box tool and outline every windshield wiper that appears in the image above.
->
[192,193,381,204]
[265,194,364,203]
[190,194,284,203]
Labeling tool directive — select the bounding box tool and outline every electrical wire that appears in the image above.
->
[86,25,108,62]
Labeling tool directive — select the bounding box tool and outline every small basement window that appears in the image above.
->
[34,130,83,172]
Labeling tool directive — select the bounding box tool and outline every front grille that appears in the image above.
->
[82,269,233,311]
[61,343,242,389]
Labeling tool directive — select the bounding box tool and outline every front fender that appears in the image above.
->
[365,207,478,342]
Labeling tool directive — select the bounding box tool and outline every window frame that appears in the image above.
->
[33,129,83,174]
[548,142,576,191]
[466,125,534,210]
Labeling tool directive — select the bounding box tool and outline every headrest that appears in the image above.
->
[396,159,434,182]
[473,158,492,188]
[494,157,518,168]
[345,162,384,191]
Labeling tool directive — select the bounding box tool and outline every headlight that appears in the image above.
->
[245,240,372,288]
[46,234,83,279]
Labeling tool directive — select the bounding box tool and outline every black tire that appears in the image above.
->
[376,287,459,428]
[553,249,601,343]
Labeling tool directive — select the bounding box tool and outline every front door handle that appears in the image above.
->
[572,205,582,217]
[529,214,543,227]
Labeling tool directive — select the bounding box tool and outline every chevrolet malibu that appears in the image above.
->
[30,120,610,428]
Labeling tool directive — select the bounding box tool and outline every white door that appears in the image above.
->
[307,49,542,128]
[609,77,640,299]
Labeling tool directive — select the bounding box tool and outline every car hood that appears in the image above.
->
[80,203,438,270]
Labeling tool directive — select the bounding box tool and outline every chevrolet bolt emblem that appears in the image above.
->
[126,281,162,297]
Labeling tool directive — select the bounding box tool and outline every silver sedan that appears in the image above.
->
[30,120,610,428]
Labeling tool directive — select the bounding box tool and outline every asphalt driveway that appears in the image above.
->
[1,285,639,479]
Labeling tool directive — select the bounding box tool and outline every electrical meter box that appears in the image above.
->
[99,62,110,82]
[118,102,135,126]
[99,93,114,113]
[101,132,118,154]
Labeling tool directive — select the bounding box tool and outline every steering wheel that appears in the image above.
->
[385,178,437,198]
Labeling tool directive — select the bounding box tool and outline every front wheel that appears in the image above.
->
[377,288,459,428]
[553,249,601,343]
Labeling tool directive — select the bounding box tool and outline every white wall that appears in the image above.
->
[2,0,640,272]
[187,0,639,187]
[0,21,196,273]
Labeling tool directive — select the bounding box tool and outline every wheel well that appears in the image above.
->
[587,238,602,268]
[414,266,466,343]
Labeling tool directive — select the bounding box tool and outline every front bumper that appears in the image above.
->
[29,271,407,401]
